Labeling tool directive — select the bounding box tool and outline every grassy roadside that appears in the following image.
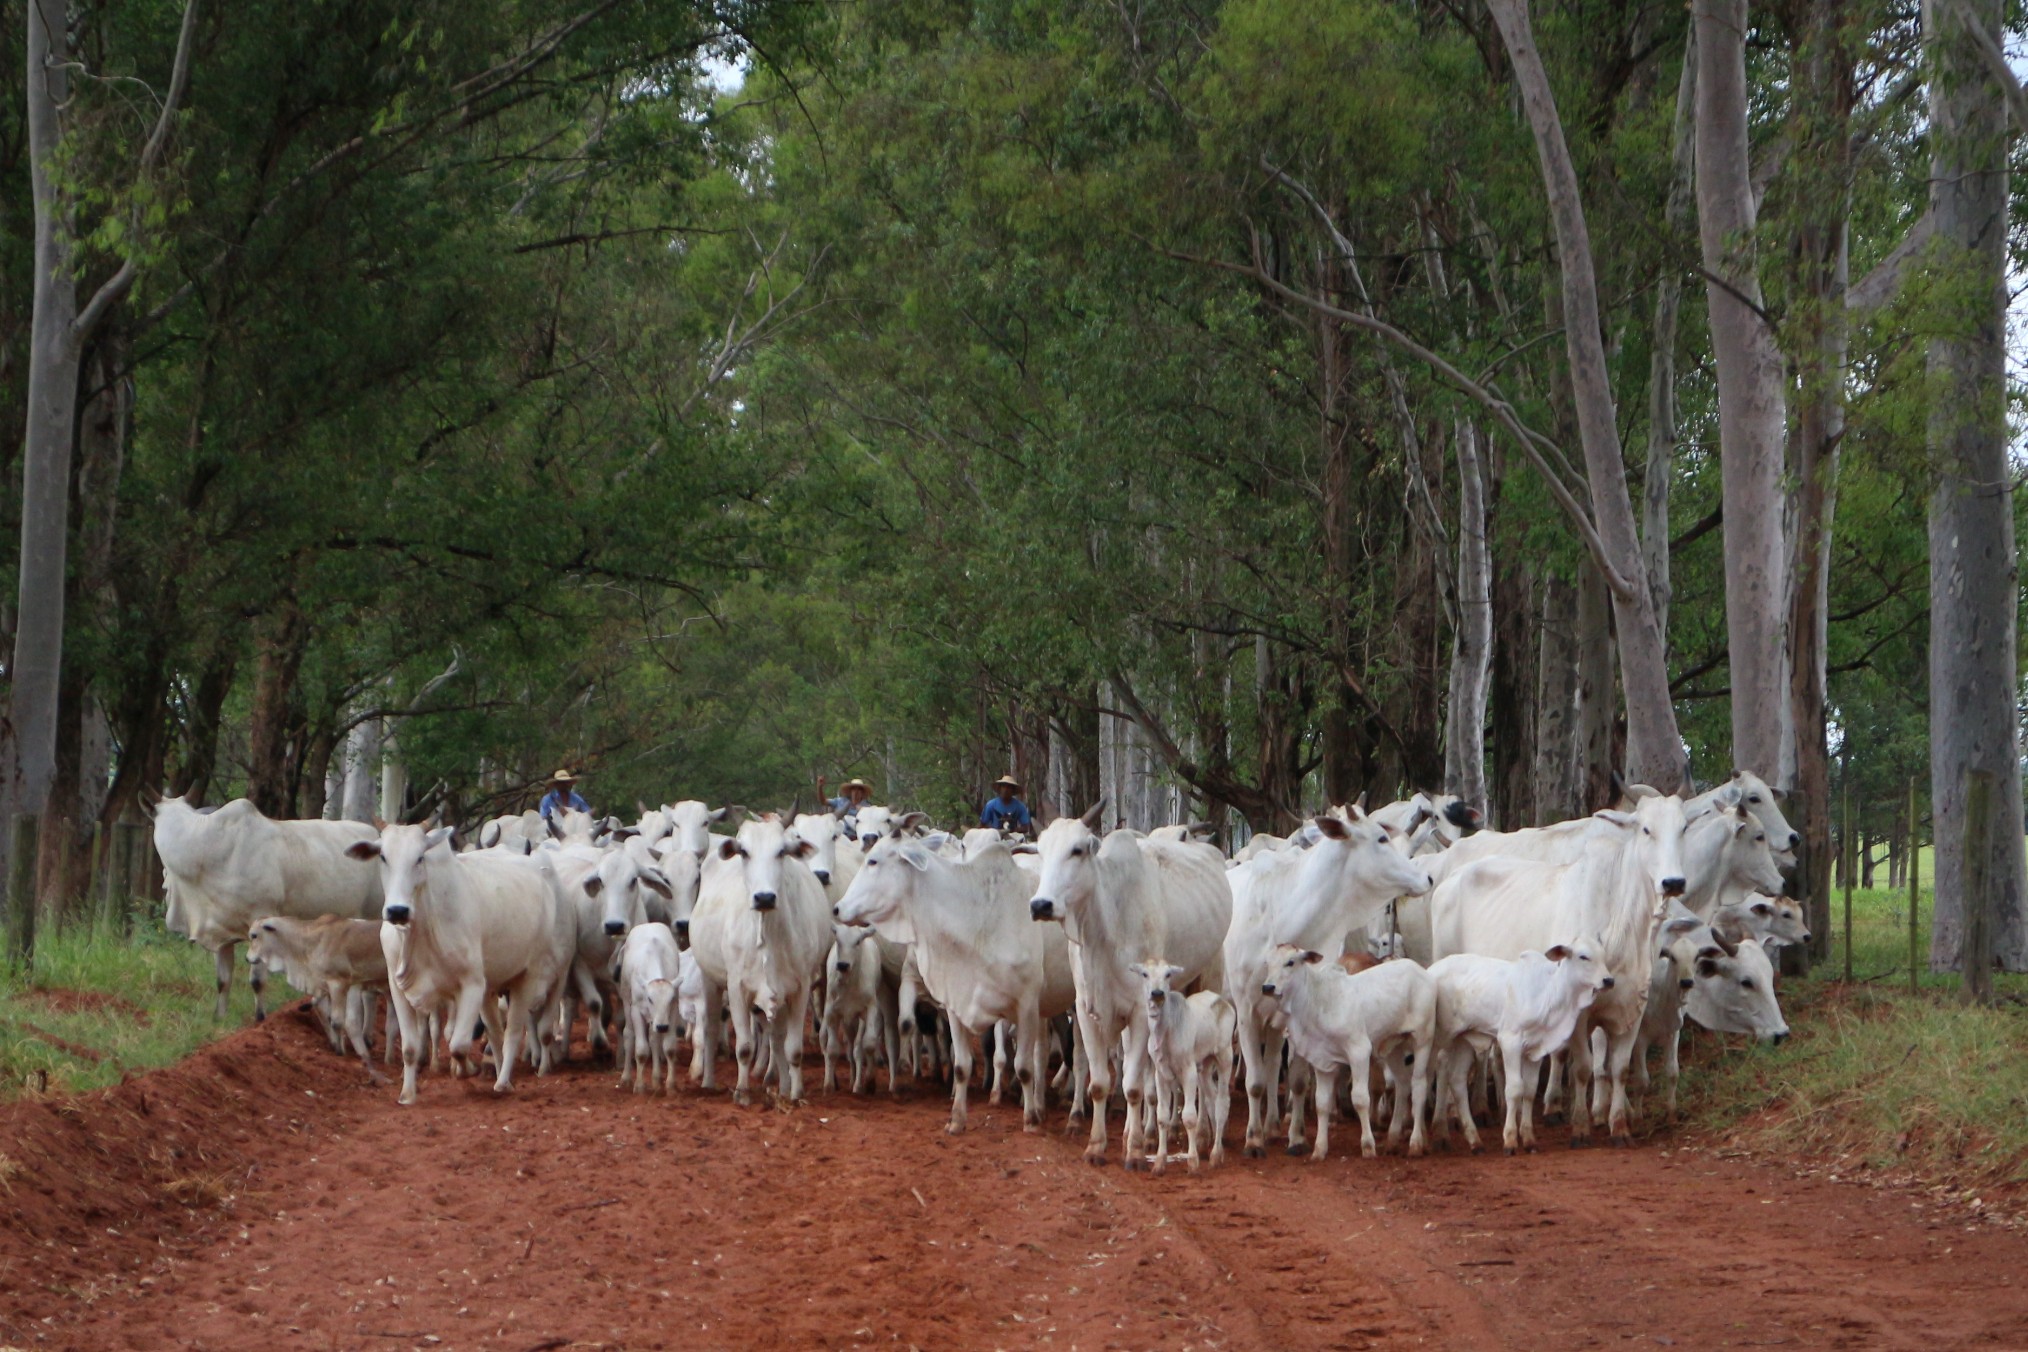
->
[0,918,276,1096]
[1679,881,2028,1206]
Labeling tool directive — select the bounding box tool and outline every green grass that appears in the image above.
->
[1681,879,2028,1200]
[0,917,279,1097]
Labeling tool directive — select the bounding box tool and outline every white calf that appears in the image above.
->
[617,922,684,1094]
[1258,946,1436,1161]
[1130,962,1235,1174]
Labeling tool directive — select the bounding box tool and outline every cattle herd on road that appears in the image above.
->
[149,776,1803,1168]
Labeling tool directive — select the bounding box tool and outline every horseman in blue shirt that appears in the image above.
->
[980,775,1033,836]
[537,768,590,821]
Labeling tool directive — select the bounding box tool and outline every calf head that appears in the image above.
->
[1686,936,1789,1043]
[1126,960,1187,1021]
[346,823,457,925]
[719,814,813,911]
[1259,944,1326,1000]
[245,919,283,968]
[1718,804,1787,897]
[645,977,679,1035]
[830,922,873,976]
[1029,803,1108,930]
[1720,894,1810,949]
[666,800,726,860]
[1543,934,1614,1002]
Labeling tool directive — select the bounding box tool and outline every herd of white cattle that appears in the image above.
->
[150,774,1804,1170]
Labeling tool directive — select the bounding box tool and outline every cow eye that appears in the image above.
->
[1642,826,1651,836]
[1748,794,1762,804]
[1740,978,1755,989]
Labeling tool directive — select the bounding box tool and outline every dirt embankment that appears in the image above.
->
[6,1007,2028,1350]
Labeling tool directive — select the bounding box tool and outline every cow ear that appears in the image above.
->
[1079,800,1106,830]
[547,815,565,840]
[1751,899,1773,917]
[790,837,816,858]
[1593,809,1637,827]
[921,830,952,853]
[1162,963,1186,986]
[707,806,729,823]
[1313,815,1350,841]
[479,822,501,849]
[898,811,930,833]
[346,841,382,861]
[1696,956,1722,978]
[1660,915,1702,938]
[640,868,673,899]
[424,826,456,851]
[1544,943,1572,962]
[584,875,604,897]
[1301,949,1325,965]
[718,838,741,860]
[1127,961,1147,979]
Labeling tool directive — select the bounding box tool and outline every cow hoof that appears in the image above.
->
[1084,1151,1107,1168]
[944,1123,966,1136]
[1243,1144,1266,1159]
[1470,1143,1484,1156]
[1525,1143,1539,1154]
[1568,1135,1591,1149]
[1610,1134,1633,1149]
[1503,1146,1516,1157]
[1542,1111,1565,1127]
[254,1008,266,1024]
[1284,1141,1309,1157]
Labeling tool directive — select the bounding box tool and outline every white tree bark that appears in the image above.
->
[1444,422,1491,814]
[1643,41,1698,637]
[1924,0,2027,971]
[340,717,383,824]
[1484,0,1686,792]
[1694,0,1791,786]
[1533,574,1582,823]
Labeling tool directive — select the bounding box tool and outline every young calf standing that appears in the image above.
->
[1129,961,1236,1174]
[1425,941,1613,1154]
[1258,946,1436,1161]
[617,922,684,1094]
[245,914,391,1083]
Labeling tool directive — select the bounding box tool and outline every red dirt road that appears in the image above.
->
[5,1006,2026,1351]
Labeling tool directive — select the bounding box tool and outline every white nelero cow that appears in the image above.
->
[1223,805,1431,1156]
[1431,792,1689,1146]
[347,823,576,1105]
[151,794,381,1020]
[689,814,831,1105]
[1028,803,1231,1169]
[835,831,1073,1132]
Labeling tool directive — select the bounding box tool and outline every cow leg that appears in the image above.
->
[1236,1000,1274,1158]
[1076,1003,1112,1165]
[1542,1048,1567,1125]
[1404,1038,1432,1157]
[212,944,236,1020]
[447,982,488,1080]
[1015,1002,1046,1131]
[1603,1024,1640,1145]
[1209,1051,1232,1166]
[728,985,757,1106]
[495,982,537,1095]
[1309,1064,1337,1163]
[1565,1017,1596,1146]
[988,1020,1012,1105]
[693,979,722,1091]
[819,1005,841,1094]
[1149,1066,1174,1176]
[1182,1065,1205,1175]
[1285,1054,1314,1155]
[946,1021,976,1135]
[1499,1037,1528,1153]
[1447,1043,1481,1153]
[1119,1012,1154,1170]
[338,981,389,1085]
[1663,1023,1682,1121]
[780,992,810,1104]
[388,991,425,1105]
[876,973,903,1095]
[1066,1021,1090,1123]
[571,962,609,1061]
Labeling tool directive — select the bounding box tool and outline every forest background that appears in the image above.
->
[0,0,2022,974]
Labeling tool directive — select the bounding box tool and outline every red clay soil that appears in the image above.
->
[5,1006,2028,1351]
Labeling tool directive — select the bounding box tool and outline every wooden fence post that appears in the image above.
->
[1908,778,1920,996]
[1842,780,1853,984]
[5,814,39,967]
[1960,768,1994,1005]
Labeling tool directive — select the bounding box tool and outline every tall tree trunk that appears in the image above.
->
[1489,555,1538,831]
[1317,243,1362,807]
[1574,559,1617,809]
[1533,573,1582,822]
[1694,0,1792,785]
[6,0,87,854]
[1644,40,1698,636]
[1484,0,1687,792]
[1925,0,2027,972]
[245,599,309,817]
[340,715,384,823]
[170,648,238,805]
[1784,0,1856,966]
[1444,421,1491,813]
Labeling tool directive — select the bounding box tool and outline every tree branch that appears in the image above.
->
[1947,0,2028,137]
[1848,210,1934,315]
[1169,241,1637,600]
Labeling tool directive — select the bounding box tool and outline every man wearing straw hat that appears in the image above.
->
[980,775,1033,836]
[537,768,591,822]
[818,775,874,825]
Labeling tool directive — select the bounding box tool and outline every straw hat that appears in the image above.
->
[549,768,579,784]
[840,778,872,794]
[993,775,1021,793]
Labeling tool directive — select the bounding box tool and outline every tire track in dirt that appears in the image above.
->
[16,1008,2028,1350]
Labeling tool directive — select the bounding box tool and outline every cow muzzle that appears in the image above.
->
[1660,876,1686,898]
[751,891,777,911]
[604,920,627,937]
[1600,975,1615,989]
[1029,897,1056,921]
[1260,983,1278,997]
[836,962,852,974]
[654,1022,671,1034]
[384,904,412,925]
[813,870,831,886]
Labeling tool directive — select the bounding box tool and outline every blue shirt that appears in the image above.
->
[828,795,863,820]
[538,789,590,820]
[980,796,1032,830]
